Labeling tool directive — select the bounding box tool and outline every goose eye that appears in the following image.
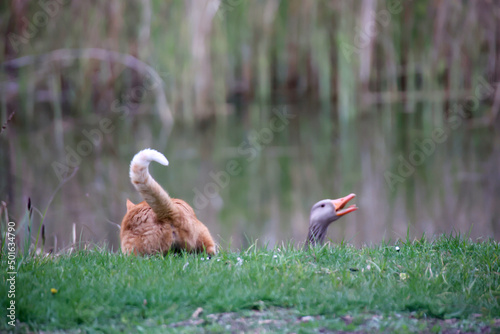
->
[320,204,325,208]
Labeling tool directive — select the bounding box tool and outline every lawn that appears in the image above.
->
[1,235,499,333]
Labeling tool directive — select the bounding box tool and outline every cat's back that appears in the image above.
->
[120,201,174,254]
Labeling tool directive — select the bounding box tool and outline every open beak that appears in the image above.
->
[331,193,358,217]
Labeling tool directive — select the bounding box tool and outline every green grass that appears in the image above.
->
[1,235,499,333]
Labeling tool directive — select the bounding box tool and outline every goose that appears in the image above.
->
[306,193,358,246]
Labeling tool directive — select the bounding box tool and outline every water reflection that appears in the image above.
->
[2,102,499,251]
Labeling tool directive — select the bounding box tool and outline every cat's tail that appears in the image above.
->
[129,149,175,219]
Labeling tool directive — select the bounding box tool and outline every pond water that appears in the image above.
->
[2,101,499,251]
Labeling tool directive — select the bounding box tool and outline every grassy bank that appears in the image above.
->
[1,235,499,333]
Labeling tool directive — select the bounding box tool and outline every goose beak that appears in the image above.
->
[331,193,358,217]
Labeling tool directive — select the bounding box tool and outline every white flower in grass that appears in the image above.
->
[236,257,243,266]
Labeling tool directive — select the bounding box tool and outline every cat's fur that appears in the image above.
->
[120,149,216,255]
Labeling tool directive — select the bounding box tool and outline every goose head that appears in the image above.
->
[306,193,358,246]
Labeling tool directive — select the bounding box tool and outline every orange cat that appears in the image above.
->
[120,149,216,255]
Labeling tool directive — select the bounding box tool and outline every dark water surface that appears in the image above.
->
[2,102,499,251]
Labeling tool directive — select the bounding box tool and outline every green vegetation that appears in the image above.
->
[1,1,498,253]
[1,235,499,333]
[1,1,497,121]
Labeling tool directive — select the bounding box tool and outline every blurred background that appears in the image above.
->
[1,0,499,252]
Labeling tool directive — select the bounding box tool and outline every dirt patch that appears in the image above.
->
[169,308,500,333]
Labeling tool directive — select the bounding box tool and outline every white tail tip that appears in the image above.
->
[131,149,169,167]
